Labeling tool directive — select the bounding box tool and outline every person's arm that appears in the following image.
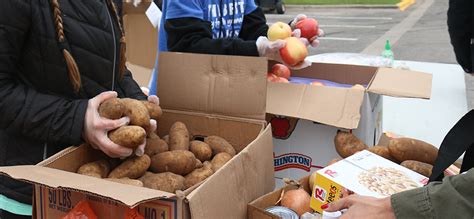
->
[0,0,87,146]
[165,17,259,56]
[447,0,473,73]
[391,168,474,218]
[118,69,148,100]
[238,7,268,41]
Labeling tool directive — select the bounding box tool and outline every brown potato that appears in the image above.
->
[211,152,233,172]
[190,141,212,162]
[105,178,144,187]
[195,159,203,169]
[145,133,169,157]
[98,98,125,120]
[140,101,163,121]
[108,155,151,179]
[169,122,190,151]
[122,98,150,129]
[150,150,196,175]
[108,126,146,149]
[388,138,438,164]
[77,159,111,178]
[184,165,214,189]
[401,160,433,177]
[367,145,397,162]
[334,130,368,158]
[139,172,185,193]
[205,136,236,157]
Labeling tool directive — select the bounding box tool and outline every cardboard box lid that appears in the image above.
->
[367,68,432,99]
[158,52,268,121]
[0,165,174,207]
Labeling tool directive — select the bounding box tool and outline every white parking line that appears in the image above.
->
[320,24,376,28]
[317,16,393,20]
[319,37,358,41]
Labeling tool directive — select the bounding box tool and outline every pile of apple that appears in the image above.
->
[267,18,319,67]
[267,64,291,83]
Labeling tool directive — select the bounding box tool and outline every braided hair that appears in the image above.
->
[50,0,127,93]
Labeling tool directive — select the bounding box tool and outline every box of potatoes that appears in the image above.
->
[0,52,275,219]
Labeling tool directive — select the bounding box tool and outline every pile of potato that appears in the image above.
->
[333,130,438,177]
[77,98,236,193]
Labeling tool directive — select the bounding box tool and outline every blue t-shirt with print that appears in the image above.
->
[148,0,257,95]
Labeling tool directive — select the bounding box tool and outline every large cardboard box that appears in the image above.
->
[0,52,275,219]
[267,63,432,188]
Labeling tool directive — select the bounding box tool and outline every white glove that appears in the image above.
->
[290,14,324,48]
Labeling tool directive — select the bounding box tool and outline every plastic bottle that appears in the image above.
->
[381,39,394,67]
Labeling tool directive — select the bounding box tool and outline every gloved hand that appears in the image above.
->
[290,14,325,48]
[256,36,312,70]
[83,91,138,158]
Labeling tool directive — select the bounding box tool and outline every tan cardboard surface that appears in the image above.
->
[368,68,432,99]
[188,125,274,219]
[158,52,268,121]
[0,165,173,207]
[267,83,365,129]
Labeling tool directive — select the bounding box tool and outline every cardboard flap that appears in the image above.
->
[0,166,173,207]
[266,83,365,129]
[158,52,267,121]
[368,68,432,99]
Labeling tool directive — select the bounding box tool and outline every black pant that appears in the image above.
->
[0,210,31,219]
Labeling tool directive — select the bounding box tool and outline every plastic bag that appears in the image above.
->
[62,200,97,219]
[307,53,393,68]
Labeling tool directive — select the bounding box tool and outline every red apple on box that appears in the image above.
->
[279,37,308,67]
[275,77,289,83]
[267,73,277,82]
[268,22,292,41]
[271,64,291,79]
[295,18,319,41]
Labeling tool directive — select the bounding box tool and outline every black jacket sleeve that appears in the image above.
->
[0,0,87,146]
[239,7,269,41]
[119,68,148,100]
[447,0,473,73]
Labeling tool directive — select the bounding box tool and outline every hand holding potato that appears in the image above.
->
[83,91,133,158]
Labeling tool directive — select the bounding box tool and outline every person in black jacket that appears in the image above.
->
[448,0,473,74]
[0,1,158,218]
[147,0,322,95]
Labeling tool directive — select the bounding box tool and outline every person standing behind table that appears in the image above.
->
[147,0,323,95]
[0,1,159,218]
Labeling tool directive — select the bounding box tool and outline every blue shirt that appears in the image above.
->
[149,0,257,95]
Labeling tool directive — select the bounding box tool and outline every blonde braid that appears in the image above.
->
[50,0,82,93]
[109,0,127,81]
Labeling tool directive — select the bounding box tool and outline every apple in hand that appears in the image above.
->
[268,22,292,41]
[279,37,308,67]
[271,64,291,79]
[295,18,319,41]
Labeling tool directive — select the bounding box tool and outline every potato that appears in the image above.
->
[140,100,163,121]
[108,155,151,179]
[401,160,433,177]
[367,145,397,162]
[122,98,150,129]
[190,141,212,162]
[195,159,203,169]
[109,126,146,149]
[150,150,196,175]
[105,178,143,187]
[334,130,368,158]
[388,138,438,164]
[139,172,185,193]
[211,152,233,172]
[145,133,169,157]
[205,136,236,157]
[184,165,214,189]
[98,98,125,120]
[162,135,169,145]
[169,122,190,151]
[77,159,111,178]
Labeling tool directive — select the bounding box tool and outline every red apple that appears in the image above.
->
[267,22,292,41]
[275,77,289,83]
[267,73,277,82]
[311,81,325,86]
[295,18,319,41]
[271,64,291,79]
[279,37,308,67]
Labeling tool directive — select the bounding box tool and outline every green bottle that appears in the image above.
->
[381,40,394,66]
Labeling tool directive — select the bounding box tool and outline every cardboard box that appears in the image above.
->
[267,63,432,188]
[0,52,275,219]
[310,150,429,213]
[247,176,312,219]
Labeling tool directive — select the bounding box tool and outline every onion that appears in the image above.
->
[280,188,311,216]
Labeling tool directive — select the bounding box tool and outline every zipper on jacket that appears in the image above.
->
[104,0,117,91]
